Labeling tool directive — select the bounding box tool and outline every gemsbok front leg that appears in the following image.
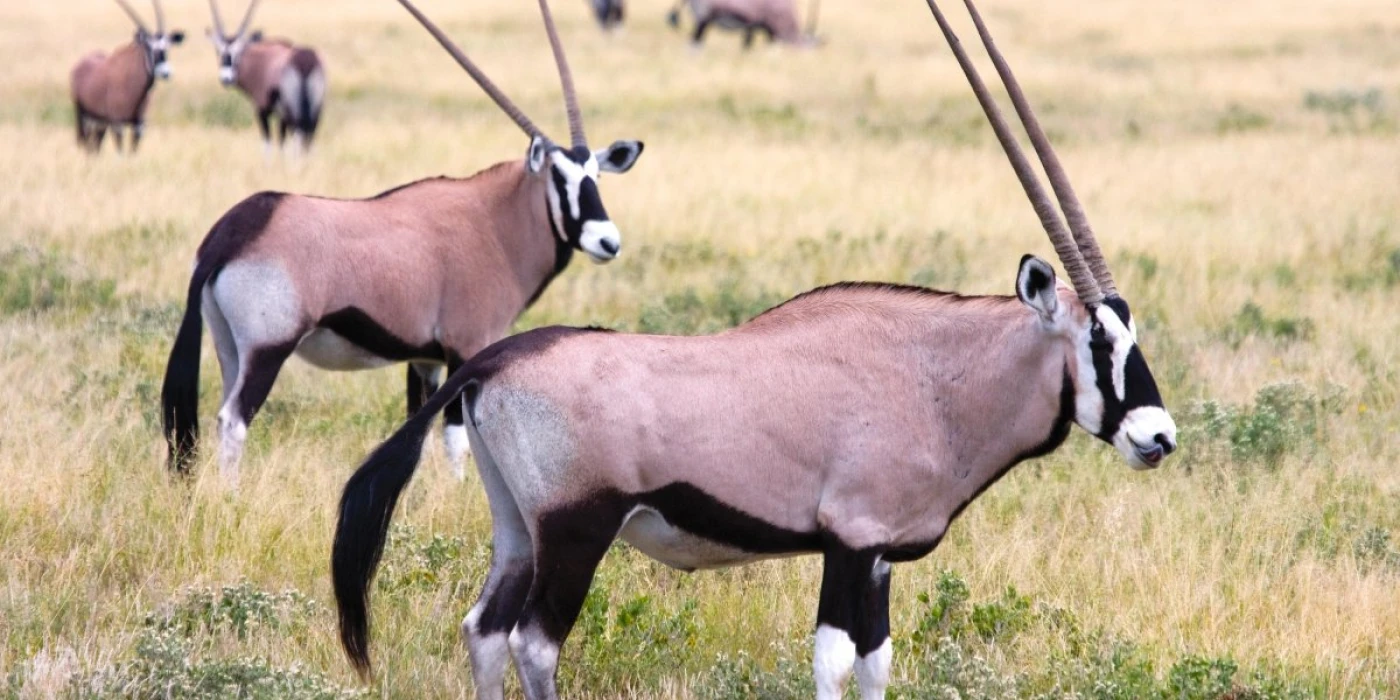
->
[440,355,471,479]
[815,548,893,700]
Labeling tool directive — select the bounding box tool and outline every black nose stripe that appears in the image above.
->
[576,177,608,224]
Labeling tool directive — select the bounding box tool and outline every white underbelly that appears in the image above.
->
[618,507,786,571]
[295,328,394,371]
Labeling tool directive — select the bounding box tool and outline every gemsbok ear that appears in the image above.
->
[527,136,549,174]
[1016,254,1059,321]
[170,31,186,44]
[597,140,644,174]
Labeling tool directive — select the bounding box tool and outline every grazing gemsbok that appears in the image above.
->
[332,0,1178,697]
[70,0,184,153]
[160,0,644,485]
[204,0,327,152]
[667,0,818,48]
[588,0,624,30]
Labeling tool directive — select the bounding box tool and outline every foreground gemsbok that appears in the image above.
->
[333,0,1177,697]
[204,0,327,151]
[667,0,818,48]
[70,0,184,153]
[160,0,644,485]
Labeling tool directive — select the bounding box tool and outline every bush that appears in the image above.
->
[1182,382,1344,467]
[66,583,363,700]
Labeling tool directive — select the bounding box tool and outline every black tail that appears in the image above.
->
[161,273,209,473]
[332,367,480,677]
[292,51,322,148]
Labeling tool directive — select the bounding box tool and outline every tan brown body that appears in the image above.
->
[71,43,153,126]
[232,162,553,364]
[472,285,1074,554]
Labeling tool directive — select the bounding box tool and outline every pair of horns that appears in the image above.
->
[115,0,165,34]
[925,0,1117,303]
[397,0,586,149]
[208,0,260,40]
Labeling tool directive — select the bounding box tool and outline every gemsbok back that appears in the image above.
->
[204,0,327,152]
[333,0,1177,697]
[667,0,819,48]
[160,0,644,486]
[71,0,184,153]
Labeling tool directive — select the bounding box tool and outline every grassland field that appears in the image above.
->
[2,0,1400,697]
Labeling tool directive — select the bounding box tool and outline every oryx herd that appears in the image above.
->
[124,0,1178,697]
[70,0,818,155]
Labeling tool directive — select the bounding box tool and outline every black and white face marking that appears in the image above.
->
[1073,297,1178,469]
[139,29,183,80]
[205,29,255,85]
[528,136,644,264]
[1016,255,1177,470]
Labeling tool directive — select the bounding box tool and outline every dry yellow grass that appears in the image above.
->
[2,0,1399,697]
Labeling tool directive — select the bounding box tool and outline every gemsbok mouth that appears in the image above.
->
[1134,442,1165,468]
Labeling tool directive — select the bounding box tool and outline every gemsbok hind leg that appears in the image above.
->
[508,505,624,700]
[461,434,534,700]
[815,548,892,700]
[208,262,307,486]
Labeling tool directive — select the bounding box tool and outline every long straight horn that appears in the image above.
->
[395,0,543,139]
[114,0,150,33]
[151,0,166,33]
[208,0,227,38]
[235,0,261,38]
[923,0,1102,303]
[961,0,1117,297]
[536,0,585,148]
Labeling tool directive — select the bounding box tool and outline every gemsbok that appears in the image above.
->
[70,0,184,153]
[588,0,624,30]
[204,0,327,152]
[160,0,644,485]
[666,0,818,48]
[332,0,1178,697]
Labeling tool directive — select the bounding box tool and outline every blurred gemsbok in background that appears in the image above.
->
[587,0,624,30]
[331,0,1177,697]
[204,0,326,152]
[667,0,819,48]
[160,0,644,486]
[70,0,184,153]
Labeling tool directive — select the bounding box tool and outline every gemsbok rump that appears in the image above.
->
[332,0,1178,697]
[70,0,184,153]
[160,0,644,485]
[204,0,327,152]
[667,0,818,48]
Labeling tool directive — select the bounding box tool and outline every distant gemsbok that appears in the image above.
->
[204,0,326,152]
[70,0,184,153]
[160,0,644,486]
[588,0,624,30]
[667,0,819,48]
[332,0,1177,697]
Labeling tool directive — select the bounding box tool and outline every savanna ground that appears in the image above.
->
[2,0,1399,697]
